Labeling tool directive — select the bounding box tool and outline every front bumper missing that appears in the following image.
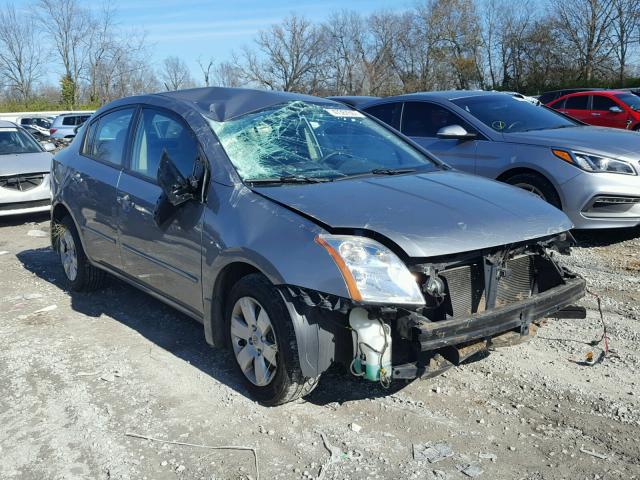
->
[392,277,586,379]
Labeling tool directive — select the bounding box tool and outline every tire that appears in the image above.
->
[504,172,562,209]
[57,215,106,291]
[226,274,319,405]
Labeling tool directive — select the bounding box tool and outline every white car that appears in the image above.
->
[0,121,54,216]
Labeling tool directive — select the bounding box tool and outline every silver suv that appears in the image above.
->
[49,113,93,139]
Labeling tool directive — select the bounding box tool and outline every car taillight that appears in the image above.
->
[50,128,57,135]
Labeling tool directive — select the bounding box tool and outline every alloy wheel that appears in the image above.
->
[514,182,547,201]
[59,229,78,281]
[230,297,279,386]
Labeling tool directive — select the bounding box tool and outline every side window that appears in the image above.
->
[592,95,617,111]
[81,121,98,156]
[364,103,402,130]
[551,98,566,110]
[87,108,134,165]
[130,109,198,180]
[565,95,588,110]
[401,101,474,137]
[62,116,75,126]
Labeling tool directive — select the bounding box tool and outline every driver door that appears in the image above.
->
[116,107,206,316]
[399,101,478,173]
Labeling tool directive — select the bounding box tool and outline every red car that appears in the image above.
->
[548,90,640,131]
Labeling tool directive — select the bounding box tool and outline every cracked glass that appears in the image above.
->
[207,101,438,181]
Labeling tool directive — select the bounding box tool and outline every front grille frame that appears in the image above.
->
[414,244,565,322]
[0,173,47,192]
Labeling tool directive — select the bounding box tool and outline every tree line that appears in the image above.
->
[1,0,639,111]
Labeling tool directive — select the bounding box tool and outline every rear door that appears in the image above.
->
[590,94,629,129]
[399,101,478,173]
[68,107,136,269]
[561,95,590,123]
[116,107,205,316]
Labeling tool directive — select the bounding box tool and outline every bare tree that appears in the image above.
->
[552,0,617,83]
[212,60,244,87]
[0,4,45,102]
[240,14,327,93]
[611,0,640,85]
[37,0,93,105]
[197,56,215,87]
[160,56,194,91]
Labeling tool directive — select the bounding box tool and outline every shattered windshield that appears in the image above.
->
[0,129,42,155]
[207,101,439,182]
[452,95,578,133]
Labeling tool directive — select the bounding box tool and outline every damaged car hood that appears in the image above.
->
[0,152,52,176]
[254,171,573,258]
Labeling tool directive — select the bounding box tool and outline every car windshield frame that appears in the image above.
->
[451,95,579,133]
[206,100,442,183]
[0,127,43,155]
[615,93,640,111]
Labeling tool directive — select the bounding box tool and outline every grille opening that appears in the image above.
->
[420,252,564,322]
[0,173,46,192]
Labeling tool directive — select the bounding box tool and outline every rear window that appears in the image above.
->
[565,96,589,110]
[82,109,134,165]
[364,103,402,130]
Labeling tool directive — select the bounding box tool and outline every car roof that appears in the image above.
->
[0,120,18,128]
[356,90,511,108]
[156,87,339,122]
[327,96,381,107]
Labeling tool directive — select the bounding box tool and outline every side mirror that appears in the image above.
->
[42,142,56,152]
[609,106,623,114]
[157,150,199,207]
[436,124,477,140]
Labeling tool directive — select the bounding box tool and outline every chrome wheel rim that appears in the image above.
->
[230,297,278,386]
[514,182,546,201]
[59,229,78,281]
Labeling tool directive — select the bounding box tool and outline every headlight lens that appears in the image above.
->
[552,149,636,175]
[316,234,425,305]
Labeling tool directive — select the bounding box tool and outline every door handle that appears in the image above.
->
[118,194,135,209]
[591,112,600,116]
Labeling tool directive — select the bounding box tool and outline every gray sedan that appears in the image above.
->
[342,91,640,229]
[50,88,585,404]
[0,120,54,216]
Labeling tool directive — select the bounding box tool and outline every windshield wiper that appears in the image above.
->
[245,175,333,185]
[370,168,417,175]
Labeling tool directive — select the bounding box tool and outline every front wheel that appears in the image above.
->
[226,274,318,405]
[504,172,562,210]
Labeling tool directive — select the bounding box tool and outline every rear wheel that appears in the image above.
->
[504,172,562,209]
[226,274,318,405]
[57,216,105,291]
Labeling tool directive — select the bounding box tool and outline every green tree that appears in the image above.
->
[60,74,76,108]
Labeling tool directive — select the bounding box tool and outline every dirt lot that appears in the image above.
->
[1,214,639,480]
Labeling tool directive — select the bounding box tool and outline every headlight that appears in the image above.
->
[316,234,425,305]
[552,149,636,175]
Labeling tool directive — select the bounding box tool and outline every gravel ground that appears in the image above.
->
[0,213,638,480]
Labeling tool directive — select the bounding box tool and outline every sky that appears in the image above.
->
[4,0,410,83]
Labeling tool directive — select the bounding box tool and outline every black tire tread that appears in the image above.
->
[504,172,562,209]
